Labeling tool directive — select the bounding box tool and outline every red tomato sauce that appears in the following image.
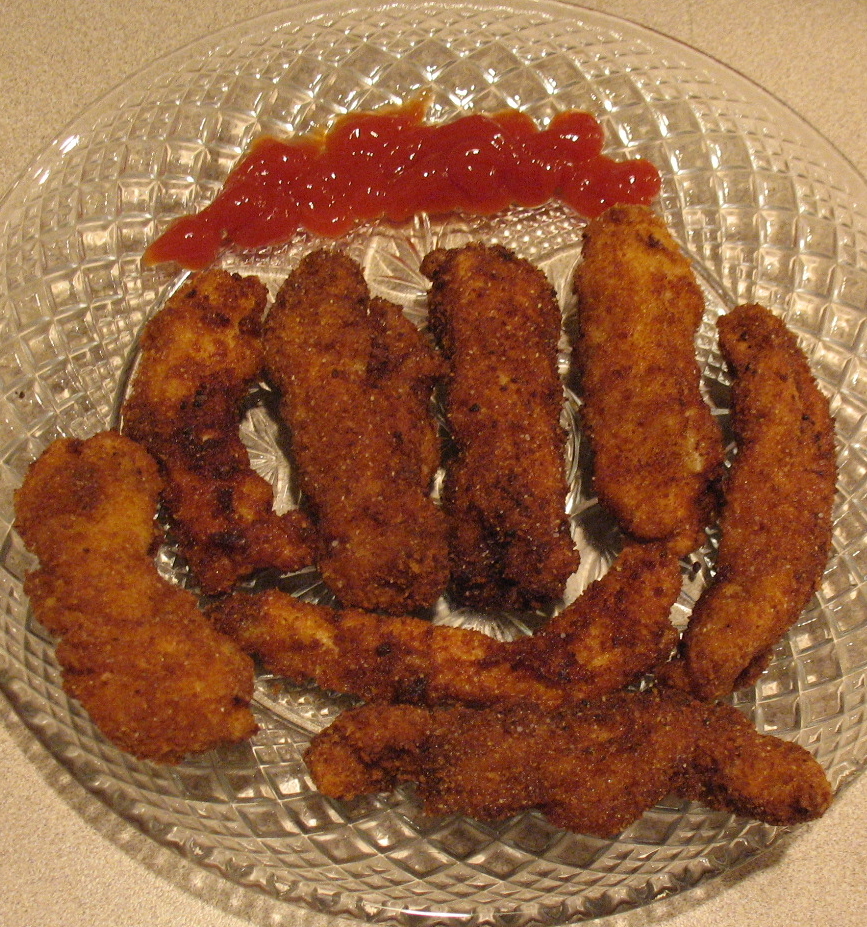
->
[144,99,660,270]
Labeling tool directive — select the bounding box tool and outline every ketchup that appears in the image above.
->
[144,99,660,270]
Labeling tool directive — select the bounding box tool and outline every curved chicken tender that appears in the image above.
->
[122,268,314,595]
[674,303,837,700]
[421,243,579,609]
[210,542,680,709]
[305,689,831,837]
[264,249,448,614]
[14,432,257,764]
[572,205,725,555]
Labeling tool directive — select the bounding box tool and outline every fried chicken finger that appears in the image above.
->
[572,205,725,555]
[14,432,257,763]
[264,249,448,613]
[210,542,680,709]
[122,268,314,594]
[674,304,837,700]
[305,689,831,836]
[421,243,579,610]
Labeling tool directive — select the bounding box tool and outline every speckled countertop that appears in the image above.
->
[2,1,866,925]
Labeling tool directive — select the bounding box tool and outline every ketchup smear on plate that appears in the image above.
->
[144,99,660,270]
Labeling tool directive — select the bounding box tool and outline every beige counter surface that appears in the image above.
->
[2,1,866,925]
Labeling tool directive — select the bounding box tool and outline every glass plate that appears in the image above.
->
[2,1,867,924]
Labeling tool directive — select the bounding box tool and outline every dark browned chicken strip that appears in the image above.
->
[572,205,725,555]
[264,249,448,614]
[14,432,257,764]
[673,303,837,700]
[305,688,831,836]
[122,268,314,594]
[421,243,579,610]
[210,542,680,709]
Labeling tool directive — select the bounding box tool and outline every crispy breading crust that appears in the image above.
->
[304,688,831,836]
[122,268,314,594]
[421,243,579,609]
[209,542,680,709]
[572,205,725,555]
[14,432,257,764]
[673,303,837,699]
[264,249,448,614]
[305,690,698,837]
[678,700,833,826]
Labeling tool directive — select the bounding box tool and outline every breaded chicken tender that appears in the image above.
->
[572,205,725,555]
[210,542,680,709]
[122,268,313,594]
[673,304,837,700]
[421,243,579,610]
[14,432,257,763]
[305,689,831,836]
[264,249,448,614]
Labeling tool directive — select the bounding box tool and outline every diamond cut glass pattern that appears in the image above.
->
[1,1,867,924]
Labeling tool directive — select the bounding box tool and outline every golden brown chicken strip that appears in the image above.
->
[210,542,680,709]
[572,205,725,555]
[421,243,579,610]
[122,268,313,594]
[264,249,448,614]
[14,432,257,763]
[672,304,837,700]
[305,689,831,836]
